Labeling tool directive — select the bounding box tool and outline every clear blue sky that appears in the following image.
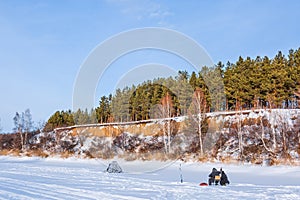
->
[0,0,300,132]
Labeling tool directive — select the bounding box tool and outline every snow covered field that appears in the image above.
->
[0,156,299,200]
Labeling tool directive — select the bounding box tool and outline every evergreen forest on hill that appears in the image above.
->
[44,48,300,131]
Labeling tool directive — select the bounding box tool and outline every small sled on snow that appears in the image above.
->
[199,182,208,186]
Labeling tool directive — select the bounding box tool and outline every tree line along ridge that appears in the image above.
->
[44,48,300,131]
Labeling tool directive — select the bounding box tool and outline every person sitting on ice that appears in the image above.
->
[208,168,221,185]
[220,168,230,186]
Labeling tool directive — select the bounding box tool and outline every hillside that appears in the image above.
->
[1,109,300,165]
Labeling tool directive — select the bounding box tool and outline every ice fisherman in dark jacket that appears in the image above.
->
[220,169,230,186]
[208,168,221,185]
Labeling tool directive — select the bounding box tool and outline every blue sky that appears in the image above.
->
[0,0,300,132]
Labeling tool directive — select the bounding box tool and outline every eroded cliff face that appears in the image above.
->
[2,109,300,165]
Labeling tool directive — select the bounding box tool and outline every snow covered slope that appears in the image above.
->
[2,109,300,165]
[0,156,299,200]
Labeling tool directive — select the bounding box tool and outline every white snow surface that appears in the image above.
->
[0,156,300,200]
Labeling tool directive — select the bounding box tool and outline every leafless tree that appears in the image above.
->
[160,92,174,153]
[23,109,33,150]
[278,113,289,158]
[258,116,272,152]
[36,120,46,132]
[235,108,243,158]
[270,110,278,151]
[13,112,24,151]
[13,109,33,151]
[189,87,207,156]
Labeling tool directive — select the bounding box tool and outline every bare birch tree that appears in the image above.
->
[270,110,278,151]
[258,116,272,152]
[278,113,289,158]
[13,112,24,151]
[236,109,243,158]
[160,92,174,153]
[13,109,33,151]
[23,109,33,150]
[189,87,207,156]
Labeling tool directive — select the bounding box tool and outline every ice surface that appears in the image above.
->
[0,156,299,200]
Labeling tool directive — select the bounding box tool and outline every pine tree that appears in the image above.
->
[43,110,75,132]
[111,89,122,122]
[288,49,300,108]
[174,71,193,116]
[73,109,83,125]
[96,96,111,123]
[73,109,90,125]
[265,51,288,108]
[224,57,251,110]
[89,109,98,124]
[250,56,263,108]
[189,71,197,90]
[201,64,225,111]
